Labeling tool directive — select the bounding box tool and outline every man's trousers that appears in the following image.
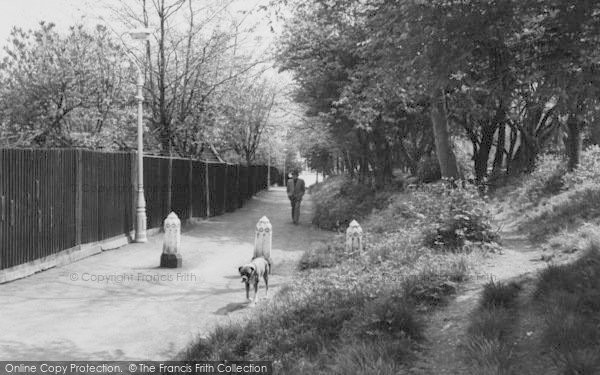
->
[290,198,301,224]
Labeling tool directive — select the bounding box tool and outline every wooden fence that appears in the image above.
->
[0,149,279,270]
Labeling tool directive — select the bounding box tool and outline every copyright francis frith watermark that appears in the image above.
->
[65,272,199,284]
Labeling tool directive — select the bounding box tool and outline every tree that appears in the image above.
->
[115,0,266,157]
[218,77,277,164]
[0,22,133,148]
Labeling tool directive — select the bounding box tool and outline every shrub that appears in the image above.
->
[563,145,600,189]
[311,176,391,230]
[419,182,498,250]
[516,153,567,207]
[298,241,347,270]
[416,155,441,183]
[480,280,521,309]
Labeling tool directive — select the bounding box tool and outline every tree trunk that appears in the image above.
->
[474,124,496,183]
[491,124,506,177]
[566,114,582,171]
[430,91,459,179]
[590,121,600,146]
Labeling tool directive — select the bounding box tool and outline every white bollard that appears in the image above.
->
[345,220,363,253]
[160,212,182,268]
[254,216,272,261]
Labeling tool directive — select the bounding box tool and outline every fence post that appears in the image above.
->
[254,216,272,261]
[75,149,83,246]
[345,220,363,253]
[205,162,210,217]
[160,212,182,268]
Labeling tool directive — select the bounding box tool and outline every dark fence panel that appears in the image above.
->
[191,161,207,218]
[143,156,169,230]
[208,163,225,217]
[171,158,191,220]
[238,165,249,206]
[1,149,77,270]
[81,151,134,243]
[225,165,238,212]
[248,166,258,197]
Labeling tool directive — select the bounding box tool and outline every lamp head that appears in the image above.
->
[129,28,152,41]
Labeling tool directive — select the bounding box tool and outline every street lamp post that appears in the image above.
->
[129,28,152,243]
[283,148,288,187]
[267,147,271,191]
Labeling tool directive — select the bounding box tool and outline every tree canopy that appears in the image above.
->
[275,0,600,185]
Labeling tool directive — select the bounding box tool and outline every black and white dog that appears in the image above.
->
[238,257,270,304]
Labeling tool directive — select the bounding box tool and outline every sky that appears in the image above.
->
[0,0,276,51]
[0,0,103,42]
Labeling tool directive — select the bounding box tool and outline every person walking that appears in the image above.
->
[286,170,306,224]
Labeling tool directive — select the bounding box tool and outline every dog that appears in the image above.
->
[238,256,270,304]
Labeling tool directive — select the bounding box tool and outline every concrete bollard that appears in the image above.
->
[160,212,182,268]
[254,216,272,261]
[345,219,363,253]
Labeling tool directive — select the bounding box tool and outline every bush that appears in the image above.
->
[298,241,347,270]
[311,176,391,230]
[480,280,521,309]
[516,153,567,207]
[419,182,498,250]
[562,145,600,189]
[416,155,441,183]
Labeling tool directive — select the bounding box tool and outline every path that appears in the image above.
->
[411,224,552,374]
[0,184,329,360]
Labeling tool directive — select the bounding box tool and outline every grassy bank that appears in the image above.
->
[463,240,600,375]
[463,146,600,374]
[182,176,498,373]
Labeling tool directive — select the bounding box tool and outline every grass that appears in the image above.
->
[180,176,491,373]
[534,244,600,374]
[463,243,600,375]
[480,279,521,309]
[183,282,425,373]
[310,175,393,231]
[463,280,522,374]
[520,183,600,241]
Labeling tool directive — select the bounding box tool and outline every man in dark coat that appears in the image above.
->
[286,170,306,224]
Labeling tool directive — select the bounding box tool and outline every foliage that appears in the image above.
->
[464,279,522,374]
[276,0,600,188]
[310,175,391,230]
[217,77,277,164]
[480,280,522,310]
[521,183,600,240]
[535,246,600,374]
[416,183,498,250]
[183,171,489,373]
[298,240,347,270]
[415,155,442,183]
[0,23,134,148]
[515,153,567,208]
[562,145,600,190]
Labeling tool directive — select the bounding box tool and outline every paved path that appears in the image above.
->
[0,186,329,360]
